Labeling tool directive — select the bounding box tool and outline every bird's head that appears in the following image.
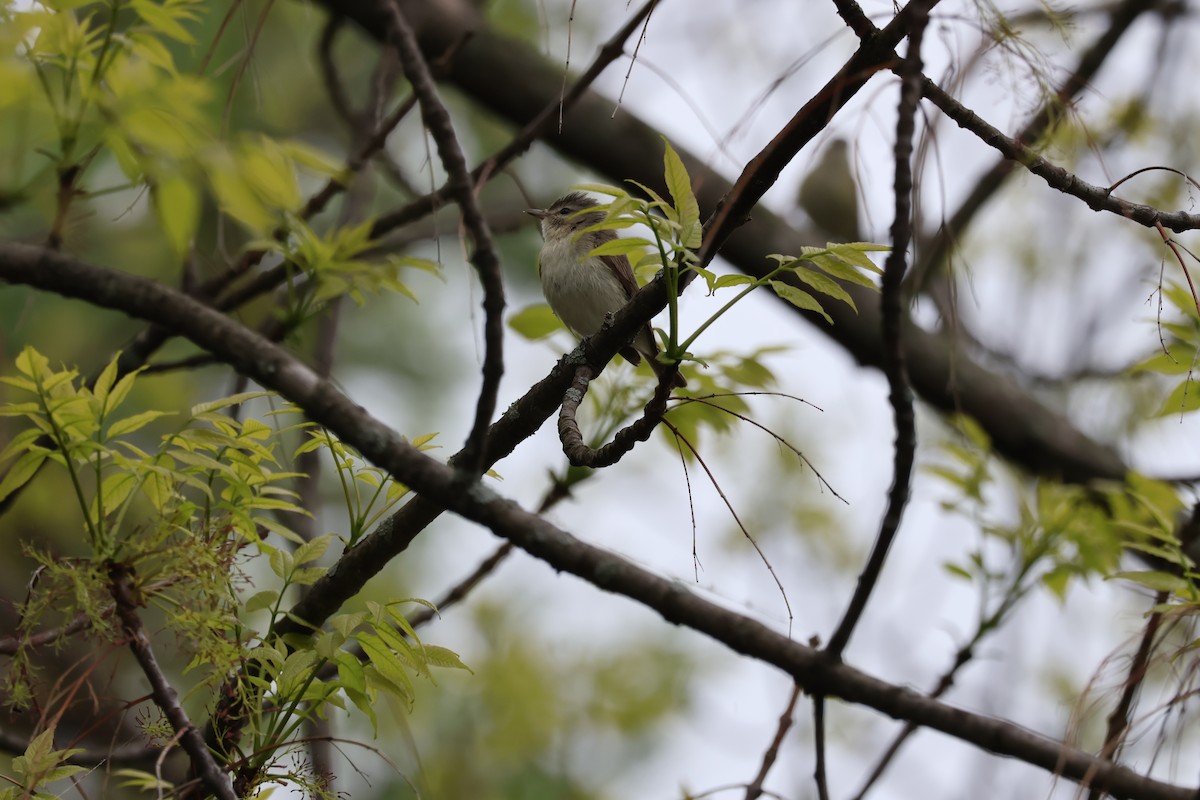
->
[525,191,606,242]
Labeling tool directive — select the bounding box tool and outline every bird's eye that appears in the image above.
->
[558,207,571,216]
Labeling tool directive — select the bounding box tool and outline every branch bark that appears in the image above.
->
[1,240,1194,800]
[332,0,1128,485]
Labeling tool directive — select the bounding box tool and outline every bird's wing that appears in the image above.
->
[599,252,640,300]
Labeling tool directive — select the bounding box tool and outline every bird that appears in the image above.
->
[526,191,685,388]
[798,138,861,243]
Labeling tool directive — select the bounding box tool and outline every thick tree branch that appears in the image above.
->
[1,241,1194,800]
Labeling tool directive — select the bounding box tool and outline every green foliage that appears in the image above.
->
[575,140,887,369]
[0,727,86,800]
[662,348,785,461]
[1,1,427,313]
[386,601,698,800]
[931,416,1194,622]
[507,302,567,340]
[296,427,436,548]
[0,348,466,799]
[1131,282,1200,417]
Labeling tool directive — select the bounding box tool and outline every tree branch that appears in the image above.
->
[381,0,505,478]
[557,365,673,468]
[743,682,802,800]
[107,562,236,800]
[347,0,1128,485]
[826,0,929,660]
[1,240,1194,800]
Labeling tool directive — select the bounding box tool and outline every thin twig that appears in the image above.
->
[696,0,947,272]
[557,364,675,468]
[825,0,930,661]
[919,75,1200,233]
[613,3,656,115]
[909,0,1160,295]
[662,418,793,633]
[107,563,237,800]
[383,0,506,479]
[406,543,515,630]
[1154,221,1200,317]
[0,610,104,657]
[813,693,830,800]
[743,682,802,800]
[1084,591,1168,800]
[317,16,358,130]
[370,0,660,234]
[671,395,845,503]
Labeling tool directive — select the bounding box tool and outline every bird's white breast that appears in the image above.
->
[539,238,630,338]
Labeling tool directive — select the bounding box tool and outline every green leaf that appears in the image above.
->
[281,139,345,178]
[421,644,472,672]
[359,634,416,704]
[294,533,333,566]
[92,354,121,409]
[1131,343,1199,376]
[769,281,832,324]
[336,650,367,694]
[244,590,280,614]
[1110,570,1192,595]
[942,563,973,581]
[508,304,565,340]
[96,472,138,517]
[829,242,889,273]
[113,768,172,792]
[15,347,50,380]
[155,173,199,257]
[586,237,653,258]
[242,136,301,212]
[0,450,47,503]
[793,268,857,311]
[662,139,701,248]
[1156,378,1200,417]
[0,428,43,464]
[712,273,755,290]
[808,253,879,288]
[572,182,628,198]
[207,153,275,235]
[130,0,196,43]
[107,410,172,438]
[191,391,273,416]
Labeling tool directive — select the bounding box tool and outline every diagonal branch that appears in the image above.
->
[107,563,236,800]
[382,0,504,478]
[1,239,1195,800]
[697,0,946,270]
[374,0,1129,484]
[908,0,1158,295]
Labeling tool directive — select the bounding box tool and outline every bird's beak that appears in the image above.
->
[525,207,548,219]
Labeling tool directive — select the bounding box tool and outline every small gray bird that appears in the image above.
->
[526,191,685,388]
[798,139,861,243]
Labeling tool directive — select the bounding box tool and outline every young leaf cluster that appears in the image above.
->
[931,417,1189,615]
[0,348,468,798]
